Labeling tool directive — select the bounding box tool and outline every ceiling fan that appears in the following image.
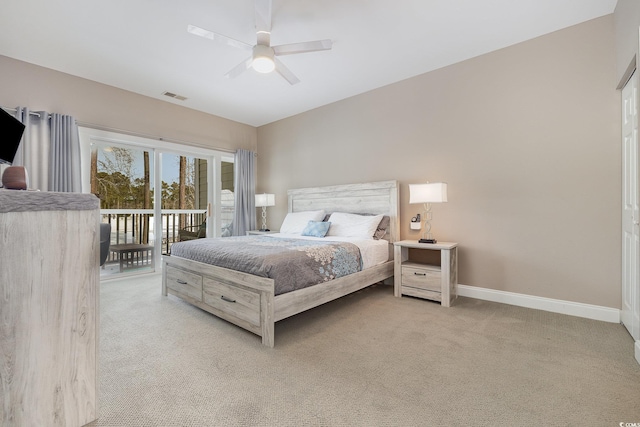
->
[187,0,333,85]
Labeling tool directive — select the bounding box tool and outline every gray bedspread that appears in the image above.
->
[170,236,362,295]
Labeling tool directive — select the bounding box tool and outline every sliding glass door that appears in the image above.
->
[79,127,235,279]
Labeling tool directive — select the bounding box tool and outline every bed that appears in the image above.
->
[162,180,399,347]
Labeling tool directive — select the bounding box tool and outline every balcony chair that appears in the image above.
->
[178,220,207,241]
[99,223,111,266]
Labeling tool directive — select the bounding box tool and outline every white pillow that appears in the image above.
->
[280,210,326,234]
[326,212,384,239]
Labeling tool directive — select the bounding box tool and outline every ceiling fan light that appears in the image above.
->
[252,56,275,73]
[252,44,275,73]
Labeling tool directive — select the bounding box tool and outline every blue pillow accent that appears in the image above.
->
[302,220,331,238]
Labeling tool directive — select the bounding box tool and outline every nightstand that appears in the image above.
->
[393,240,458,307]
[246,230,279,235]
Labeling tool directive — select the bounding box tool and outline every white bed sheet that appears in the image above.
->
[265,233,390,270]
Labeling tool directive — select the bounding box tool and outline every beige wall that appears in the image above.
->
[0,55,257,152]
[257,15,621,308]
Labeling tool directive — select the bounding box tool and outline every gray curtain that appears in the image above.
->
[49,113,81,192]
[232,149,256,236]
[11,107,81,192]
[12,107,49,192]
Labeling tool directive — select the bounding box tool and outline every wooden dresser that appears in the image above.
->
[0,190,100,427]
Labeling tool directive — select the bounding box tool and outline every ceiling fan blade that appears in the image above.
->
[187,24,252,51]
[255,0,272,33]
[225,56,254,79]
[272,39,333,56]
[274,58,300,85]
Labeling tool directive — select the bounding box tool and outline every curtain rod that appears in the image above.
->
[1,106,239,155]
[1,106,46,118]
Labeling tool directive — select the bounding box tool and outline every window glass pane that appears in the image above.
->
[162,154,207,250]
[91,145,154,209]
[161,154,207,210]
[90,143,155,278]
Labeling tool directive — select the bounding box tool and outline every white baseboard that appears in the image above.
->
[457,284,620,323]
[635,341,640,365]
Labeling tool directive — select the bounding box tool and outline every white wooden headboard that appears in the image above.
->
[287,180,399,243]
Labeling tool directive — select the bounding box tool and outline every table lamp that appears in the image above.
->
[255,193,275,231]
[409,182,448,243]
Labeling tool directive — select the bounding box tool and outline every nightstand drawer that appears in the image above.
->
[402,264,441,292]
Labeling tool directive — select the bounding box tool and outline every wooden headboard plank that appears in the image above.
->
[287,180,399,242]
[292,196,390,213]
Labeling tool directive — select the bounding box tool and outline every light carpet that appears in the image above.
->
[89,274,640,426]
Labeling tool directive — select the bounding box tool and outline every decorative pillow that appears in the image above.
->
[280,210,326,234]
[326,212,384,239]
[373,215,390,240]
[302,221,331,238]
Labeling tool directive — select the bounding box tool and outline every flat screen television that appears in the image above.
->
[0,108,25,165]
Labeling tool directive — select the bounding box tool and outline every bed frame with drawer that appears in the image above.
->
[162,180,399,347]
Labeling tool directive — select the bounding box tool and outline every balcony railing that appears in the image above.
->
[100,209,207,266]
[100,205,234,275]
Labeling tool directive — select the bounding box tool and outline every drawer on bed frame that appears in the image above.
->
[165,265,203,301]
[203,278,261,327]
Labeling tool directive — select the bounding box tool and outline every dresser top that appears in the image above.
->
[0,190,99,213]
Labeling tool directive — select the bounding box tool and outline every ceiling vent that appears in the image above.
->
[162,91,187,101]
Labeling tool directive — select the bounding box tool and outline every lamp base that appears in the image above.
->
[259,228,271,232]
[418,238,437,244]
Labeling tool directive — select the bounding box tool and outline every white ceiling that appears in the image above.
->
[0,0,617,127]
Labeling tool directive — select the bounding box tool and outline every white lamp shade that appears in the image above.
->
[255,193,275,207]
[409,183,448,204]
